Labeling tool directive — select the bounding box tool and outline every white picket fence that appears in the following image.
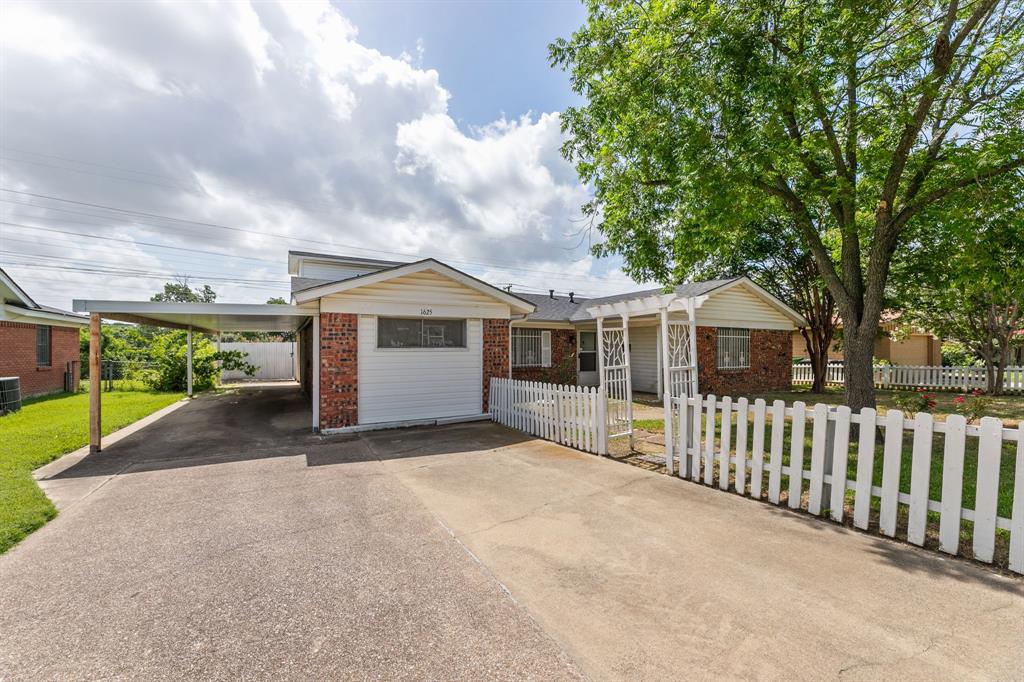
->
[220,342,295,381]
[792,363,1024,393]
[672,394,1024,573]
[489,378,607,455]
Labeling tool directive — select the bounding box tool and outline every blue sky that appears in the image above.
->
[337,0,586,127]
[0,0,647,307]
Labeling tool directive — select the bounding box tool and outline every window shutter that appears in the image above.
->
[541,331,552,367]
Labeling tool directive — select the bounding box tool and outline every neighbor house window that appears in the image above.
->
[36,325,51,367]
[512,328,551,367]
[377,318,466,348]
[717,328,749,369]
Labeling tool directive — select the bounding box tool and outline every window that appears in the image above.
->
[377,318,466,348]
[36,325,51,367]
[578,331,597,372]
[717,328,750,369]
[512,328,551,367]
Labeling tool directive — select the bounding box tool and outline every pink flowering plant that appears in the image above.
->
[893,388,937,414]
[951,389,992,423]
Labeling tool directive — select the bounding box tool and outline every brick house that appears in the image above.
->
[77,251,805,437]
[287,252,804,431]
[1,267,88,398]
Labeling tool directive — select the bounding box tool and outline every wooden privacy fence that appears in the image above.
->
[220,342,295,381]
[489,378,607,455]
[792,363,1024,393]
[673,394,1024,573]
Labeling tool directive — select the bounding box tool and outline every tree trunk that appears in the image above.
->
[842,324,878,412]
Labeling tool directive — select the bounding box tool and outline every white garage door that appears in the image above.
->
[358,315,483,425]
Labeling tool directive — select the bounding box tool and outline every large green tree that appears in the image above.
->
[551,0,1024,410]
[893,174,1023,394]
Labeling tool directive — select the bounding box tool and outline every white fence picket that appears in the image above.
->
[973,417,1002,564]
[907,412,934,546]
[852,407,877,531]
[734,397,749,494]
[750,399,766,499]
[691,396,703,481]
[879,409,905,537]
[1010,424,1024,573]
[788,402,807,510]
[719,397,732,491]
[677,396,689,479]
[938,415,967,555]
[767,400,785,504]
[807,403,829,516]
[829,406,852,523]
[489,378,608,456]
[704,395,716,485]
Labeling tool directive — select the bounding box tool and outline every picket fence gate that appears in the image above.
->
[793,363,1024,393]
[489,378,607,455]
[673,394,1024,573]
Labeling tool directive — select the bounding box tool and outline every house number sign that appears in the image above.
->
[420,308,433,316]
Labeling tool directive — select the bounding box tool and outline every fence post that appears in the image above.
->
[597,386,608,455]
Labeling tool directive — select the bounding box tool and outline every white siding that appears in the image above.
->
[321,270,511,319]
[300,261,386,281]
[695,283,795,329]
[629,325,659,393]
[358,315,483,424]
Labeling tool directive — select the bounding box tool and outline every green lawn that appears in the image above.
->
[0,389,183,554]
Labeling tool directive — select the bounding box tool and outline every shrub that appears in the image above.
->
[951,389,993,423]
[941,341,981,367]
[144,331,257,391]
[892,388,936,414]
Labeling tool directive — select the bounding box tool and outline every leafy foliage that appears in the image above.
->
[151,279,217,303]
[551,0,1024,409]
[142,331,256,392]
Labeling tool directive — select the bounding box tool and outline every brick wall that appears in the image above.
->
[319,313,358,429]
[0,321,81,397]
[482,319,509,412]
[511,328,577,384]
[696,326,791,395]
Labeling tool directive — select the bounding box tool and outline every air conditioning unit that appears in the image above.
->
[0,376,21,415]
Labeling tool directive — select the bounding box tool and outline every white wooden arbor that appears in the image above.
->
[586,293,702,471]
[72,300,313,453]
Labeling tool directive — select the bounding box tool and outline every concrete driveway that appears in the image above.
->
[1,385,1021,680]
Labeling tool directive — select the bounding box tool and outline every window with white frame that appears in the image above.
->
[377,318,466,348]
[717,328,750,369]
[512,328,551,368]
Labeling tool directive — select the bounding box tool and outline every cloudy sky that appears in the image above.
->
[0,0,650,310]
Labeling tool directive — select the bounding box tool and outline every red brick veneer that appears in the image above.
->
[319,313,358,429]
[510,328,577,384]
[482,319,509,412]
[0,321,80,397]
[696,326,791,395]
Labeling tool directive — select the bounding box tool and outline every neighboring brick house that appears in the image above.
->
[1,267,87,398]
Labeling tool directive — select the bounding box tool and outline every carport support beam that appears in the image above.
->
[312,315,320,432]
[187,326,193,398]
[89,313,102,453]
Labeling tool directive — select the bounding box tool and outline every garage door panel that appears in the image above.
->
[358,316,483,424]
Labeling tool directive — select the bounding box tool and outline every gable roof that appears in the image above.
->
[515,292,591,322]
[292,258,537,313]
[0,267,88,326]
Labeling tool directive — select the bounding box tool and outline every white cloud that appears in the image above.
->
[0,0,644,308]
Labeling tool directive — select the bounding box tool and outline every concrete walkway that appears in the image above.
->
[1,385,1021,680]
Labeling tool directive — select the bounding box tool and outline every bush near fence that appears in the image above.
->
[672,394,1024,573]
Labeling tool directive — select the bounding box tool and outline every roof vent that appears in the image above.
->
[549,289,555,299]
[569,292,575,303]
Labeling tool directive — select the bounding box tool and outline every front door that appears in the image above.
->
[578,331,598,386]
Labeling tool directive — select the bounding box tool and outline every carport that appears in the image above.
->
[72,299,316,452]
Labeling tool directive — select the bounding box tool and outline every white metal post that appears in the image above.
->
[661,307,674,475]
[312,315,320,432]
[621,313,634,450]
[596,316,606,453]
[186,325,193,398]
[688,297,699,397]
[596,316,605,385]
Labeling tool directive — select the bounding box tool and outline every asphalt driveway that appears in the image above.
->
[1,385,1021,680]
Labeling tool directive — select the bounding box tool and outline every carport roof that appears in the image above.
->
[71,300,312,333]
